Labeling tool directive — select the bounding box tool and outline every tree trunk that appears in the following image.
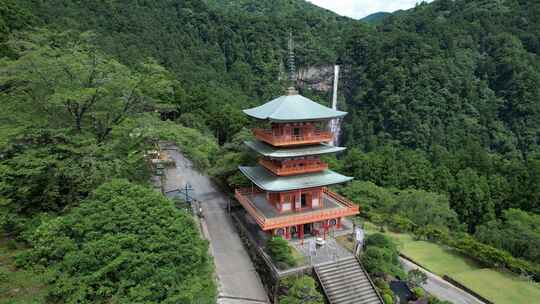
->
[75,114,83,131]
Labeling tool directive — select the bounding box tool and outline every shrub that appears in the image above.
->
[363,233,405,278]
[374,278,390,291]
[0,268,8,282]
[428,295,454,304]
[412,287,425,298]
[363,247,405,279]
[407,269,428,288]
[447,233,540,281]
[266,237,296,268]
[382,293,394,304]
[374,279,392,297]
[365,233,398,252]
[5,239,18,250]
[279,276,324,304]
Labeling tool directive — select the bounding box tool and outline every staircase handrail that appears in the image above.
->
[354,256,385,303]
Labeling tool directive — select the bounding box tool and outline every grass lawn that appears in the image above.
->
[346,221,540,304]
[399,240,478,275]
[0,237,48,304]
[452,268,540,303]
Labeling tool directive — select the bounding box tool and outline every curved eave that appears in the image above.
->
[239,165,353,192]
[242,93,348,122]
[243,109,347,123]
[244,140,346,158]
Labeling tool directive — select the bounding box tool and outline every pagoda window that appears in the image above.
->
[282,201,292,212]
[294,192,301,209]
[281,194,292,212]
[313,190,321,208]
[301,193,308,208]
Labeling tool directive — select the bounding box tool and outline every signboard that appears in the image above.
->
[308,238,317,257]
[354,227,364,255]
[355,227,364,243]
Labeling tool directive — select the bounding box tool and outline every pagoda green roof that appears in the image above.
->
[245,140,346,158]
[243,94,347,122]
[239,165,353,192]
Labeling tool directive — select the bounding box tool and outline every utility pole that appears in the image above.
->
[184,182,193,203]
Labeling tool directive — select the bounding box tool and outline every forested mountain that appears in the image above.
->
[342,0,540,155]
[11,0,362,145]
[338,0,540,229]
[361,12,391,23]
[14,0,539,155]
[1,0,540,302]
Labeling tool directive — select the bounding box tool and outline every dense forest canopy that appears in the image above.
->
[1,0,540,301]
[342,0,540,155]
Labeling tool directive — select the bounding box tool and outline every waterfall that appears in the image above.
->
[330,65,342,146]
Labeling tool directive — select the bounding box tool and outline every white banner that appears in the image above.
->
[355,227,364,243]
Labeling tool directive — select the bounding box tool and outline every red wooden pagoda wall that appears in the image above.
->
[266,187,324,213]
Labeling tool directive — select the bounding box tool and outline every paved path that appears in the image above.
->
[291,238,352,266]
[162,145,269,304]
[400,257,484,304]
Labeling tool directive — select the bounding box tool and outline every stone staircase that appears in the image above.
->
[314,256,383,304]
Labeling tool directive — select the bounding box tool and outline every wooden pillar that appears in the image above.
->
[285,227,290,240]
[295,190,301,210]
[299,224,304,239]
[323,220,329,240]
[266,192,271,208]
[305,122,313,137]
[337,217,342,229]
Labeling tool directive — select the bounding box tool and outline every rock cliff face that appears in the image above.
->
[296,65,334,92]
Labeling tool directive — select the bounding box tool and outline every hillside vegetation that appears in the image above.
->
[1,0,540,301]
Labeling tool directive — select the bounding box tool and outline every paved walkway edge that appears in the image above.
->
[161,145,269,304]
[399,255,485,304]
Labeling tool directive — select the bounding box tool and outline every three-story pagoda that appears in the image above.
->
[235,87,359,240]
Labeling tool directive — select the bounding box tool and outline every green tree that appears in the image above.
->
[449,168,494,233]
[393,189,457,229]
[0,128,149,235]
[24,179,216,303]
[1,30,174,141]
[525,153,540,213]
[337,181,396,214]
[279,276,324,304]
[266,237,296,268]
[475,208,540,263]
[362,233,405,278]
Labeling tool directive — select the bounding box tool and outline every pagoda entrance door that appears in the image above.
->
[293,127,301,137]
[303,223,312,236]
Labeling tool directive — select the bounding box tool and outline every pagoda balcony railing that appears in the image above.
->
[258,158,328,176]
[253,128,333,146]
[321,187,358,209]
[235,187,359,231]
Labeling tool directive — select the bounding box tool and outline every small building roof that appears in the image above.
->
[243,93,347,122]
[245,140,346,158]
[239,165,353,192]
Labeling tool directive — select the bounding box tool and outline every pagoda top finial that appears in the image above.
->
[287,31,296,84]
